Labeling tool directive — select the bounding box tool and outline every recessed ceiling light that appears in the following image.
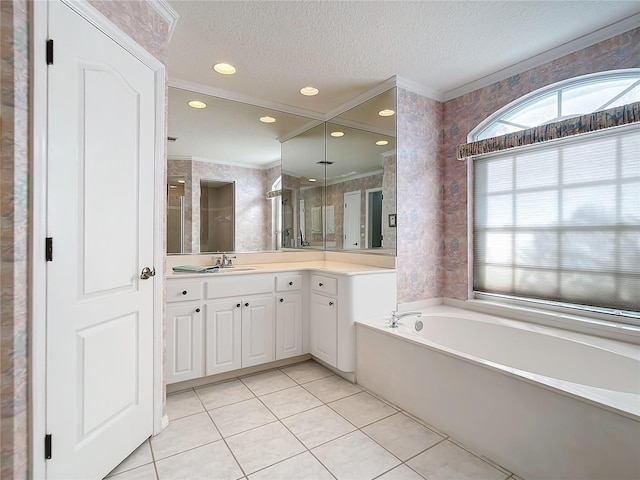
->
[169,185,178,189]
[260,116,276,123]
[300,86,319,96]
[376,140,389,146]
[378,109,395,117]
[177,180,185,184]
[213,63,236,75]
[308,178,317,182]
[188,100,207,109]
[330,131,344,137]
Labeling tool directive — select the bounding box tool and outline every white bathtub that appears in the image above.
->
[356,305,640,480]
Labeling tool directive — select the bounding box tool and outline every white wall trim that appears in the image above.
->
[31,3,169,477]
[443,13,640,102]
[395,75,444,102]
[147,0,179,40]
[31,2,49,477]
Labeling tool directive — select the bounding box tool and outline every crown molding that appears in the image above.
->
[277,119,324,143]
[169,78,325,121]
[147,0,179,40]
[395,75,444,102]
[442,13,640,102]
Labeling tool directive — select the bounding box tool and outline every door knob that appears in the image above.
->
[140,267,156,280]
[280,298,284,303]
[329,301,334,306]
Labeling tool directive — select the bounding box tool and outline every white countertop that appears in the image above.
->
[166,260,396,279]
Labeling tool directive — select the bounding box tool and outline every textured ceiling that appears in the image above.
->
[168,0,640,113]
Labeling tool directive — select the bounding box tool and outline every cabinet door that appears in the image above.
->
[205,299,242,375]
[242,296,275,367]
[166,304,203,384]
[310,293,337,367]
[275,293,303,360]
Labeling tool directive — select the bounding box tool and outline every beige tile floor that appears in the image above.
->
[106,360,524,480]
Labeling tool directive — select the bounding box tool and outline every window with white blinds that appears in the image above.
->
[473,125,640,313]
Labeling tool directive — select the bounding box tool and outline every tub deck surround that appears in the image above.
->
[356,305,640,480]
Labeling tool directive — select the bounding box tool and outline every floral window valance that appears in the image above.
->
[457,101,640,160]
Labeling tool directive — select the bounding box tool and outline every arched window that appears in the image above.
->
[471,70,640,140]
[469,70,640,319]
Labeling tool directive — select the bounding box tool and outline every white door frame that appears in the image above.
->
[365,187,383,249]
[31,1,167,476]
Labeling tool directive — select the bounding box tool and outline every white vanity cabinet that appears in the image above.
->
[204,298,242,375]
[310,291,338,366]
[241,295,275,367]
[309,271,396,372]
[165,280,204,384]
[165,264,396,384]
[275,273,304,360]
[205,275,276,371]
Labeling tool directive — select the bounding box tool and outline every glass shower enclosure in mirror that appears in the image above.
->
[167,86,319,254]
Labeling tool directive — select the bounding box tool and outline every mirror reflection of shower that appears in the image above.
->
[200,179,235,253]
[281,189,295,248]
[167,176,186,254]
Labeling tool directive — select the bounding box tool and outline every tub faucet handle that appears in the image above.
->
[390,310,422,328]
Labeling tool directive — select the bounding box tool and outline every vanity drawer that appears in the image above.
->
[276,274,303,292]
[206,274,274,299]
[167,282,203,302]
[311,274,338,296]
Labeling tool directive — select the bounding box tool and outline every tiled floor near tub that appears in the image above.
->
[106,360,524,480]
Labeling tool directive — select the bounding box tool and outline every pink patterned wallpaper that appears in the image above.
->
[1,1,29,477]
[441,27,640,300]
[396,88,444,304]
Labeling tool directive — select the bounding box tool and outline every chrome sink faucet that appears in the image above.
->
[390,310,422,328]
[215,253,236,268]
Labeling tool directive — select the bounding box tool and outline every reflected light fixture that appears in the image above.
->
[330,131,344,137]
[300,86,319,96]
[188,100,207,109]
[213,63,236,75]
[260,116,276,123]
[376,140,389,146]
[308,178,317,182]
[177,180,186,184]
[378,109,395,117]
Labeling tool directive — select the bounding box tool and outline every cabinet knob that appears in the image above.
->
[182,290,187,295]
[279,298,284,303]
[236,303,241,308]
[244,302,249,307]
[319,282,323,287]
[329,301,334,306]
[288,281,293,286]
[195,308,200,313]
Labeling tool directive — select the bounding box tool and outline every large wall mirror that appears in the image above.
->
[167,86,396,256]
[167,86,319,254]
[281,88,397,254]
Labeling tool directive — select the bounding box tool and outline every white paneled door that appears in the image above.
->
[46,2,156,478]
[343,191,361,249]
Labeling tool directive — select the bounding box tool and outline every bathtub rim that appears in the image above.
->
[445,297,640,345]
[356,307,640,422]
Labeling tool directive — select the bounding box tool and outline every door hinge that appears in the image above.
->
[45,237,53,262]
[45,434,52,459]
[46,39,54,65]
